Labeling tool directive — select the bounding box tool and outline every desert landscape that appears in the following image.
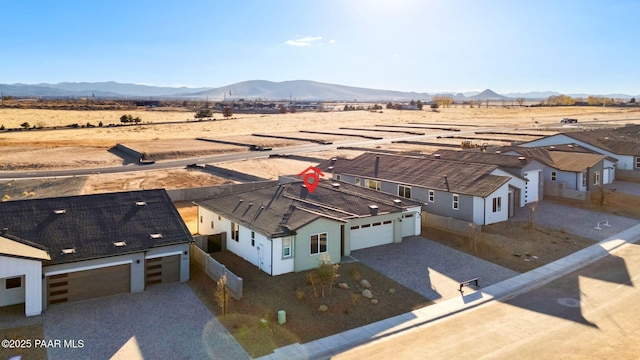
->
[2,105,639,179]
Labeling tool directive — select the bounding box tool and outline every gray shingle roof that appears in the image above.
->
[324,152,510,197]
[504,147,606,172]
[536,126,640,156]
[194,179,422,239]
[431,149,533,169]
[0,189,192,265]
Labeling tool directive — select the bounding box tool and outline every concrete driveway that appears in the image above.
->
[2,282,249,360]
[351,236,519,302]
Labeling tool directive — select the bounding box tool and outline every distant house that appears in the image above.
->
[500,146,610,191]
[194,178,422,275]
[430,149,544,210]
[0,189,192,317]
[518,125,640,176]
[322,152,514,225]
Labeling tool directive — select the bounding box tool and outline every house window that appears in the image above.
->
[364,179,381,191]
[5,277,22,290]
[636,156,640,169]
[310,233,327,254]
[398,185,411,199]
[200,216,203,223]
[492,197,502,212]
[231,222,239,241]
[594,171,600,185]
[551,171,557,181]
[218,215,222,221]
[428,190,435,202]
[355,178,361,186]
[336,174,341,181]
[251,231,255,247]
[282,237,292,258]
[582,171,588,187]
[452,194,459,210]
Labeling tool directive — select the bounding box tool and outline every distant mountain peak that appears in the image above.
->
[468,89,509,99]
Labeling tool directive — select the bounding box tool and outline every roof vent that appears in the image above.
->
[495,150,501,154]
[327,166,334,170]
[568,144,573,148]
[331,183,340,188]
[550,146,555,149]
[61,248,76,255]
[53,209,66,215]
[113,241,127,247]
[150,233,163,239]
[393,199,402,205]
[135,201,147,206]
[518,156,526,160]
[433,154,441,159]
[368,205,379,216]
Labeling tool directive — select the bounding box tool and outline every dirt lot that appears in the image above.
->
[2,106,639,172]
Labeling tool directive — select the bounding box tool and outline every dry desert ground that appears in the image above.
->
[1,105,639,195]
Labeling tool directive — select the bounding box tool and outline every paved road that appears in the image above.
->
[0,128,492,180]
[333,242,640,360]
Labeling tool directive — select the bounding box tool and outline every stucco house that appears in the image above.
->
[500,146,609,192]
[518,125,640,177]
[194,177,422,275]
[430,149,543,210]
[322,152,514,225]
[0,189,192,317]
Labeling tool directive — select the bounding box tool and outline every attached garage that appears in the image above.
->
[350,220,394,251]
[145,254,181,286]
[401,213,415,237]
[46,263,131,305]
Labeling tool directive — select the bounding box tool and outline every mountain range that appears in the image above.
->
[0,80,636,101]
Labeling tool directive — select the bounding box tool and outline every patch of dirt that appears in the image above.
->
[188,251,432,358]
[1,177,87,201]
[79,169,233,194]
[424,222,596,273]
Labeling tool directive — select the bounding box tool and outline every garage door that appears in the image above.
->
[47,264,131,305]
[145,255,180,286]
[350,220,393,251]
[401,213,415,237]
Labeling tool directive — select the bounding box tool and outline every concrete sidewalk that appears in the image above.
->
[257,223,640,360]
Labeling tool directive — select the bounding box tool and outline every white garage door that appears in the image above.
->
[350,220,393,251]
[401,213,415,237]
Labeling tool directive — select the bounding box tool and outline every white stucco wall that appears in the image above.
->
[0,255,42,316]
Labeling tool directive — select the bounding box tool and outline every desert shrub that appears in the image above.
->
[295,289,306,302]
[215,275,230,316]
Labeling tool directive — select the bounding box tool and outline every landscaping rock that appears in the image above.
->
[360,279,371,288]
[318,305,328,312]
[371,298,379,305]
[362,289,373,299]
[388,288,397,295]
[338,282,350,290]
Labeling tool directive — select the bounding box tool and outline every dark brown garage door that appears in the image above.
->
[47,264,131,305]
[145,255,180,286]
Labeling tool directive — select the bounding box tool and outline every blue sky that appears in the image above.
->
[1,0,638,94]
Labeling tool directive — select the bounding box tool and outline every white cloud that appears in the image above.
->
[328,39,336,44]
[285,36,323,46]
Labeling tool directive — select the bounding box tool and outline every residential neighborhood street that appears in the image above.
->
[332,242,640,360]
